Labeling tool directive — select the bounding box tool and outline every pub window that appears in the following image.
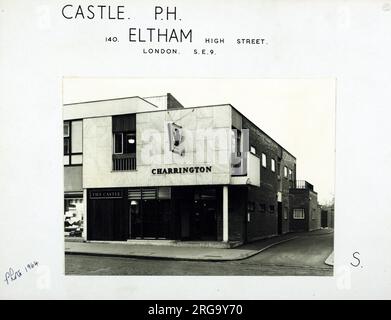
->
[269,205,275,213]
[112,114,137,171]
[261,153,267,168]
[113,132,136,155]
[293,208,305,220]
[124,132,136,154]
[113,133,123,154]
[271,158,276,172]
[250,145,256,154]
[288,168,293,180]
[231,128,242,157]
[259,203,266,213]
[284,166,288,178]
[64,120,83,166]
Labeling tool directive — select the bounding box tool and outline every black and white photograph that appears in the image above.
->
[63,78,335,276]
[1,0,391,301]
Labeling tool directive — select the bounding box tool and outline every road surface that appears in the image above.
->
[65,231,333,276]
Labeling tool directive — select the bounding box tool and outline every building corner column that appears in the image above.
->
[223,185,229,242]
[82,188,87,241]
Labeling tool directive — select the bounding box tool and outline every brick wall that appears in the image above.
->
[240,114,296,239]
[246,185,278,241]
[289,189,309,232]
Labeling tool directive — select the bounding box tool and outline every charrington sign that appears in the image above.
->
[151,166,212,175]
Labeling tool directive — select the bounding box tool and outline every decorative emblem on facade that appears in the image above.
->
[167,122,185,156]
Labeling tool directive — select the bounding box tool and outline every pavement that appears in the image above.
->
[325,251,334,266]
[65,229,333,262]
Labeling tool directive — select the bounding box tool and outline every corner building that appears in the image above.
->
[63,93,303,245]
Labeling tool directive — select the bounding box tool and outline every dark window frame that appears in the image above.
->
[112,130,137,171]
[113,131,136,155]
[293,208,305,220]
[113,132,124,154]
[250,145,257,155]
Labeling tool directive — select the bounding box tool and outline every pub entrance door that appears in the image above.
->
[191,188,218,241]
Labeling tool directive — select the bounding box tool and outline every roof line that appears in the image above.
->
[143,94,167,99]
[196,103,296,158]
[63,97,295,158]
[63,96,159,108]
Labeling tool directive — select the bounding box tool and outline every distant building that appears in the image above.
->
[321,204,335,229]
[289,180,320,232]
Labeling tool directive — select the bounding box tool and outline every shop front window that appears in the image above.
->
[64,198,84,237]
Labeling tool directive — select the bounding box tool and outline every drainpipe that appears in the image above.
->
[223,185,229,242]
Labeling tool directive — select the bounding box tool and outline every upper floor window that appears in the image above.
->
[284,166,288,178]
[64,120,83,166]
[114,133,123,154]
[231,128,242,157]
[250,145,256,154]
[261,153,267,168]
[271,158,276,172]
[112,114,136,171]
[113,132,136,155]
[288,168,293,180]
[64,122,70,155]
[293,208,305,220]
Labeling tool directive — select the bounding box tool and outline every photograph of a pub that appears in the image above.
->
[64,93,321,246]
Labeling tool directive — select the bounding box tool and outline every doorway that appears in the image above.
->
[190,188,218,241]
[192,199,217,240]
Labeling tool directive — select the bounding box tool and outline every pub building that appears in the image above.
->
[64,93,318,245]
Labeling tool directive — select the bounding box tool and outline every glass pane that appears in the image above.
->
[64,122,70,137]
[262,153,266,167]
[124,132,136,154]
[71,120,83,153]
[114,133,123,154]
[71,154,83,165]
[64,138,70,155]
